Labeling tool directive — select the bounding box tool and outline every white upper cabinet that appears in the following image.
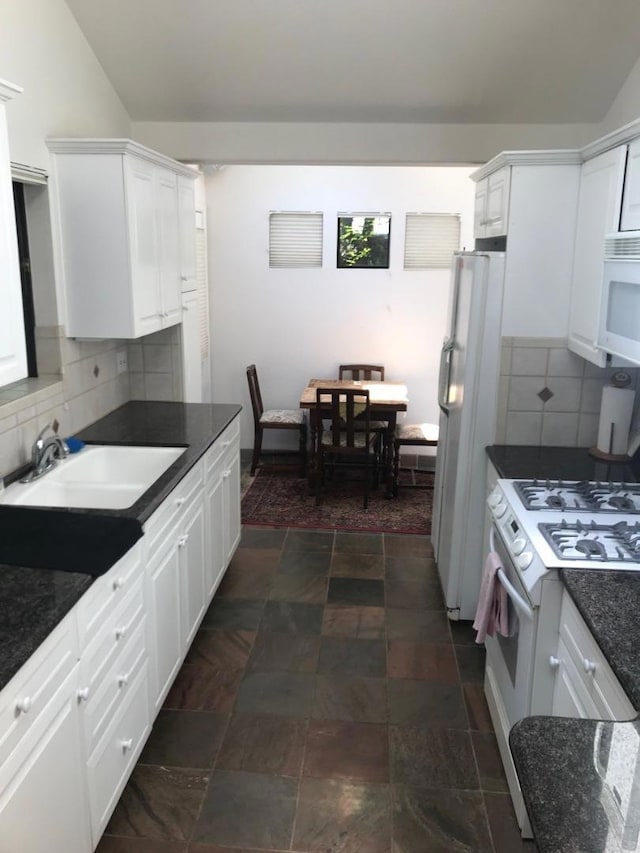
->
[567,146,626,366]
[474,166,511,239]
[620,138,640,232]
[0,80,28,387]
[48,139,196,339]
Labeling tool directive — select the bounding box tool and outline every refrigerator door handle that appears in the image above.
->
[438,338,454,414]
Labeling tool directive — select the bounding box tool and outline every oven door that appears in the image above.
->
[484,522,538,726]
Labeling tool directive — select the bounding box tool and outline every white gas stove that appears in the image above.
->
[489,479,640,593]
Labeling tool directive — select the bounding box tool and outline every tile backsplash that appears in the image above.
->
[496,337,640,448]
[128,326,183,403]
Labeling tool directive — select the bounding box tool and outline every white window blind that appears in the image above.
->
[195,227,209,359]
[269,212,323,268]
[404,213,461,269]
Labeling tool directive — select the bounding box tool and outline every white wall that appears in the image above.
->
[1,0,130,169]
[598,56,640,137]
[133,120,597,168]
[206,165,475,449]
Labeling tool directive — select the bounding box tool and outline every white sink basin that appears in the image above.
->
[1,445,186,509]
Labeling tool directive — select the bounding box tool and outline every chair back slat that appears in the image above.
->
[246,364,264,424]
[339,364,385,381]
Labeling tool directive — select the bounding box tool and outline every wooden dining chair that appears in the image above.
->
[393,422,439,495]
[339,364,385,381]
[314,387,378,508]
[246,365,307,476]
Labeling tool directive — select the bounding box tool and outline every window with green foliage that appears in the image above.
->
[337,214,391,268]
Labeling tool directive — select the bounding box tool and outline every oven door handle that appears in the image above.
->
[489,527,534,621]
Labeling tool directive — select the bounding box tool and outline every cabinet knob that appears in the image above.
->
[182,304,189,312]
[175,497,186,507]
[16,696,32,714]
[115,625,128,641]
[77,687,90,702]
[181,275,188,281]
[223,470,230,479]
[113,577,125,591]
[222,441,231,448]
[120,738,133,752]
[583,658,596,674]
[117,673,130,688]
[549,655,560,670]
[178,533,189,547]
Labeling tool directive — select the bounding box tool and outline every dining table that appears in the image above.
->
[299,378,409,498]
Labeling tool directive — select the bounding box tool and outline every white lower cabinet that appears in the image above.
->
[550,589,634,721]
[0,663,90,853]
[0,415,241,851]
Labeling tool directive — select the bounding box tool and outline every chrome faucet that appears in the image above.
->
[21,424,69,482]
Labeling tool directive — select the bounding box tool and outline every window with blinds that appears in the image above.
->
[269,212,323,268]
[403,213,461,269]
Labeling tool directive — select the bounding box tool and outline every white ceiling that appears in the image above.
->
[65,0,640,124]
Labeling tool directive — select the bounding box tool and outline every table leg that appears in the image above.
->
[384,414,397,498]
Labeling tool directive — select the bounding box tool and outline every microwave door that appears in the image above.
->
[599,260,640,365]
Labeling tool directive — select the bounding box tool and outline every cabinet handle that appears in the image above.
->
[77,687,90,702]
[175,497,186,507]
[120,738,133,752]
[113,577,125,591]
[15,697,32,714]
[178,533,189,548]
[549,655,560,669]
[222,441,231,448]
[583,658,596,674]
[117,673,130,688]
[223,470,231,479]
[182,304,189,312]
[181,275,188,281]
[115,625,128,641]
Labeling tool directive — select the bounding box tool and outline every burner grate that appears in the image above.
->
[539,519,640,563]
[514,480,640,514]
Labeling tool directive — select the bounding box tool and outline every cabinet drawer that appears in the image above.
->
[205,419,240,478]
[0,612,78,767]
[81,617,147,754]
[79,574,145,704]
[87,661,150,842]
[144,461,204,560]
[559,592,634,721]
[77,542,143,650]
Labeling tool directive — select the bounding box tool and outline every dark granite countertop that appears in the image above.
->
[0,401,241,574]
[511,715,640,852]
[0,563,93,691]
[0,401,241,692]
[487,445,640,482]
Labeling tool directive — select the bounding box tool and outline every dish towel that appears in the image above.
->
[473,551,509,644]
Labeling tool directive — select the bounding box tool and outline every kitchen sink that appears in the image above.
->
[0,445,186,509]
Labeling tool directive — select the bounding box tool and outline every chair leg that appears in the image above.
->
[251,427,263,475]
[393,439,400,497]
[299,424,308,477]
[315,449,323,506]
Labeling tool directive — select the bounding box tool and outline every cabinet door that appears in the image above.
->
[551,638,600,719]
[223,446,241,565]
[178,175,197,291]
[0,667,90,853]
[473,177,488,238]
[205,470,226,601]
[156,169,181,328]
[568,146,627,366]
[486,168,510,237]
[126,158,162,337]
[0,97,28,386]
[621,138,640,231]
[180,496,206,649]
[147,533,182,712]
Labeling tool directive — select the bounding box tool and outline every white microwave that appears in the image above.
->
[598,232,640,365]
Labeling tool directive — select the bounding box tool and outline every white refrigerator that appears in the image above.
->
[432,252,506,620]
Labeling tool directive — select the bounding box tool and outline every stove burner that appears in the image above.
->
[514,480,640,514]
[539,519,640,563]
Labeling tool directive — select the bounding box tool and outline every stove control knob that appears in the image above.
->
[516,552,533,570]
[512,538,527,555]
[493,501,507,518]
[488,491,503,508]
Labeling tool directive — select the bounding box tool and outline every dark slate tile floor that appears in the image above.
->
[97,526,535,853]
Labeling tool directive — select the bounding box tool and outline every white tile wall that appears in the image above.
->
[0,326,129,478]
[496,336,640,448]
[128,325,183,403]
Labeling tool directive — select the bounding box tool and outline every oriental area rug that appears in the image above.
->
[241,467,434,535]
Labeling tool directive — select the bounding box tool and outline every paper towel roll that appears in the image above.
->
[596,386,636,456]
